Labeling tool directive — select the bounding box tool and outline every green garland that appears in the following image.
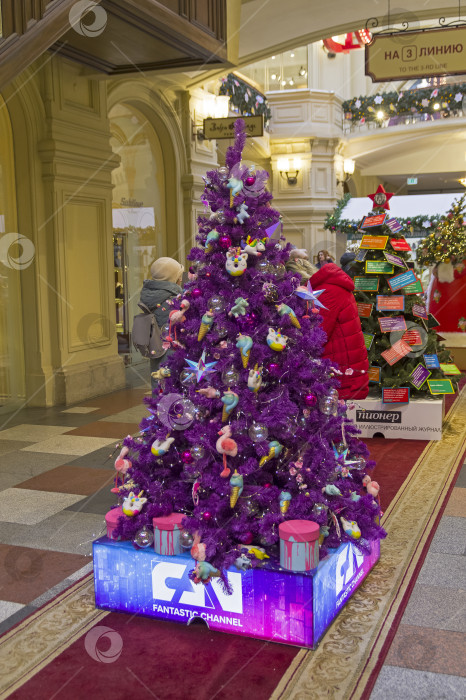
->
[324,197,445,238]
[219,73,272,124]
[343,82,466,123]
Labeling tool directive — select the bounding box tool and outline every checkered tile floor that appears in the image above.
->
[0,365,151,633]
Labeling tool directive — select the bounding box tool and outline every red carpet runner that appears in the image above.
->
[9,390,463,700]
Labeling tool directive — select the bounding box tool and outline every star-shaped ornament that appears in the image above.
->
[368,184,393,210]
[264,222,281,239]
[332,443,361,474]
[184,350,218,382]
[294,280,327,310]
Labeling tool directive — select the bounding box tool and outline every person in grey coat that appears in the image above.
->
[139,257,184,389]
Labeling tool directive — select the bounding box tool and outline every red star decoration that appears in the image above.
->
[368,185,394,210]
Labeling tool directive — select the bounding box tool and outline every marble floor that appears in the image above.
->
[0,361,464,698]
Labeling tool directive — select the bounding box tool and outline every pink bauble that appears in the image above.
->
[181,450,193,464]
[304,392,317,407]
[202,511,212,521]
[219,235,232,249]
[267,362,280,376]
[245,176,256,186]
[191,288,202,299]
[264,483,271,488]
[240,532,254,544]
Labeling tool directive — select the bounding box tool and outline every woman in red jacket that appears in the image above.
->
[310,263,369,400]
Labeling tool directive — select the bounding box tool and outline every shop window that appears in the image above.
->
[239,46,308,93]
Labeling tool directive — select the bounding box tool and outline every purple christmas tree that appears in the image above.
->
[115,119,385,586]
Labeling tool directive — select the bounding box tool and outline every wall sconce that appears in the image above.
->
[194,95,230,140]
[277,157,302,185]
[337,158,355,185]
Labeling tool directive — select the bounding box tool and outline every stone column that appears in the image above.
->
[30,56,124,405]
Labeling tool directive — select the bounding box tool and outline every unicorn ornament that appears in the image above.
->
[241,235,265,256]
[122,491,147,516]
[226,249,248,277]
[247,364,263,393]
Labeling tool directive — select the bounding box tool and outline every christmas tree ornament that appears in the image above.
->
[267,328,288,351]
[244,497,259,515]
[190,445,205,460]
[190,533,206,561]
[217,166,229,180]
[226,249,248,276]
[236,333,253,368]
[271,263,286,280]
[198,310,214,341]
[323,484,342,496]
[219,235,232,249]
[191,288,202,299]
[280,490,292,514]
[242,235,265,256]
[276,303,301,329]
[229,296,249,317]
[151,435,175,456]
[122,491,147,516]
[304,391,317,407]
[294,280,327,313]
[227,176,243,206]
[236,202,250,224]
[229,470,244,507]
[319,393,339,416]
[193,561,221,584]
[312,503,327,516]
[245,174,256,186]
[113,445,132,491]
[133,526,154,549]
[181,450,193,464]
[340,516,361,539]
[208,295,226,313]
[221,389,239,421]
[185,350,218,382]
[264,222,281,238]
[235,554,252,570]
[259,440,283,467]
[180,369,197,386]
[205,231,219,252]
[256,258,270,274]
[248,423,268,442]
[150,367,171,382]
[221,366,240,385]
[180,529,194,548]
[216,425,238,477]
[242,545,270,560]
[368,184,394,210]
[262,282,279,303]
[215,325,228,339]
[247,364,263,393]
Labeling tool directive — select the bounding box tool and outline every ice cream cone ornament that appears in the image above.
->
[276,303,301,329]
[279,490,292,514]
[221,389,239,421]
[229,469,244,507]
[205,231,219,252]
[259,440,283,467]
[236,333,253,368]
[198,310,214,341]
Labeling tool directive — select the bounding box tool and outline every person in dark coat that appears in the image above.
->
[139,257,184,389]
[310,263,369,400]
[340,251,357,278]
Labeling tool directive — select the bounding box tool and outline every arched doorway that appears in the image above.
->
[0,96,25,412]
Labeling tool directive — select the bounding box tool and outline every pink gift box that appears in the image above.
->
[105,507,123,540]
[279,519,320,572]
[153,513,184,555]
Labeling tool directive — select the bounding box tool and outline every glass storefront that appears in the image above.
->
[0,97,25,411]
[109,103,166,365]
